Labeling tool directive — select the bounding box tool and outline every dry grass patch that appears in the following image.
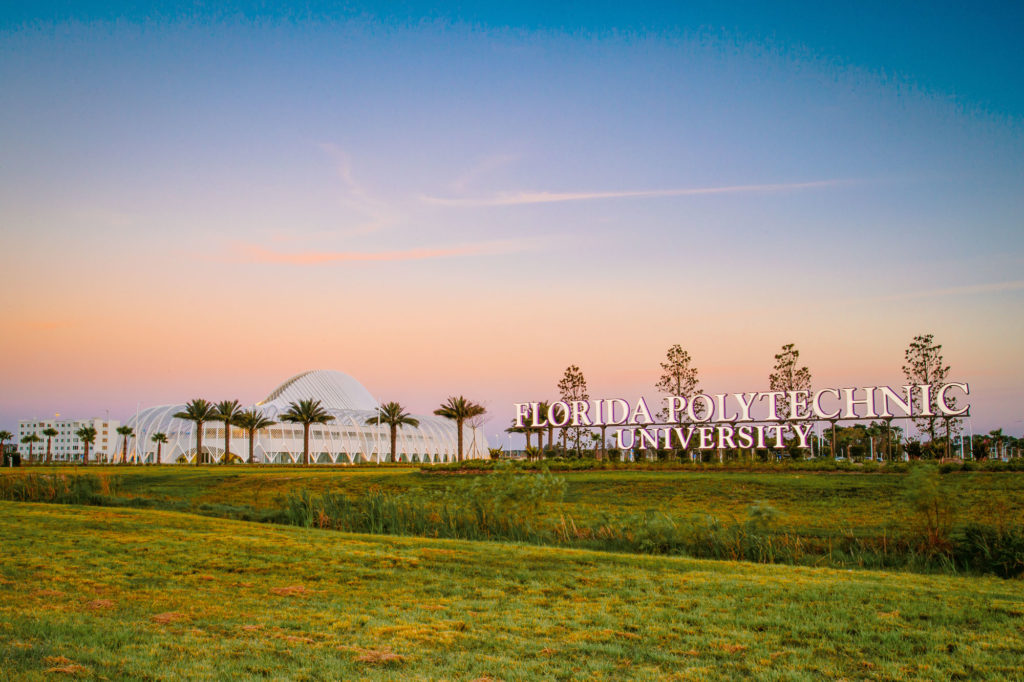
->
[281,634,316,644]
[716,643,747,654]
[151,611,187,625]
[374,619,468,646]
[270,584,310,597]
[43,656,90,676]
[350,647,407,665]
[84,599,115,610]
[419,548,463,557]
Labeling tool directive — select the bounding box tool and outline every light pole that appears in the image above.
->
[376,400,384,465]
[966,417,975,460]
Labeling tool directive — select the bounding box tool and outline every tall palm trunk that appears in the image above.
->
[83,443,90,466]
[157,442,162,465]
[390,424,398,463]
[248,430,255,465]
[224,426,231,465]
[46,439,52,464]
[303,423,310,466]
[457,418,464,462]
[195,424,204,466]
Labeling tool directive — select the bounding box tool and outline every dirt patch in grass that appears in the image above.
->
[33,589,65,599]
[84,599,115,610]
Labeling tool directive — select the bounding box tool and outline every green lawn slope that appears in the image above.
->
[2,502,1023,680]
[7,465,1024,534]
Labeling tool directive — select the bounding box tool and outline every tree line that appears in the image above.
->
[507,334,1014,461]
[3,395,487,466]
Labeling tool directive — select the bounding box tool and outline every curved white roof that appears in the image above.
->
[258,370,377,411]
[120,369,489,464]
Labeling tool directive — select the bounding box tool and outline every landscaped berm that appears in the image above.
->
[2,467,1024,679]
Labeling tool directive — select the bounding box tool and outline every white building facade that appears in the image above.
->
[124,370,489,465]
[17,417,120,463]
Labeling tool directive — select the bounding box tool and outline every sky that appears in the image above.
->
[2,2,1022,443]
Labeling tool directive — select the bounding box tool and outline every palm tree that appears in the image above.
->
[989,429,1005,459]
[21,433,42,463]
[173,399,219,466]
[76,425,97,465]
[116,425,135,464]
[235,409,276,465]
[0,430,12,465]
[213,399,244,465]
[433,396,486,462]
[280,399,335,466]
[151,432,168,465]
[535,401,557,452]
[365,401,420,463]
[42,427,58,464]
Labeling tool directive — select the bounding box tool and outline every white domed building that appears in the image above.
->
[125,370,488,464]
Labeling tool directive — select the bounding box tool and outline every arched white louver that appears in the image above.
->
[121,370,488,465]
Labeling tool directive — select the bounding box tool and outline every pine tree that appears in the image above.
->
[655,344,702,422]
[557,365,589,455]
[769,343,812,419]
[902,333,959,445]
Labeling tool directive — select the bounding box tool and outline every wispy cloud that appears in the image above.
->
[449,153,522,193]
[422,179,847,207]
[316,143,402,235]
[236,238,544,265]
[871,280,1024,303]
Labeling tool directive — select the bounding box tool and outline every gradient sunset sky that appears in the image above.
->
[2,2,1022,442]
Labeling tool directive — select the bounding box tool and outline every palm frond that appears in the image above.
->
[280,398,335,425]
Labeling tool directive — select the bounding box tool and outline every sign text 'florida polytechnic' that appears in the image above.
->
[514,383,970,450]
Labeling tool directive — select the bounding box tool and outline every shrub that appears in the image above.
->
[954,525,1024,578]
[903,465,954,554]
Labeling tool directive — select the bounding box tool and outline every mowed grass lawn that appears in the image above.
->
[2,502,1023,680]
[13,465,1024,536]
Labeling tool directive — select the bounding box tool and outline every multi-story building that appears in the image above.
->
[17,417,120,463]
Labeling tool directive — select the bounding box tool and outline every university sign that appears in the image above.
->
[514,383,970,451]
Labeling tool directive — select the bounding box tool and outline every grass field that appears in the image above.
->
[6,465,1024,534]
[3,501,1024,680]
[3,465,1024,576]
